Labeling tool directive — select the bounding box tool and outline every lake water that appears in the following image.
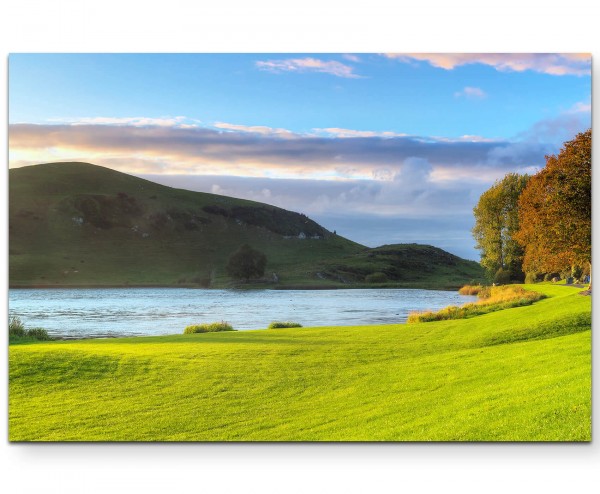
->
[9,288,476,339]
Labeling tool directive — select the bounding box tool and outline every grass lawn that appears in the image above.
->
[8,284,590,441]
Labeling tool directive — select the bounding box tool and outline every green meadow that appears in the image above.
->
[9,284,590,441]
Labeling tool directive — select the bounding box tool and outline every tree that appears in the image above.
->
[226,244,267,281]
[472,173,530,281]
[515,129,591,284]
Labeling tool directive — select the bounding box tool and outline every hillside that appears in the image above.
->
[312,243,484,289]
[9,162,484,288]
[9,285,590,441]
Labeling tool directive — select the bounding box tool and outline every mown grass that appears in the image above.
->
[408,285,545,323]
[8,284,590,441]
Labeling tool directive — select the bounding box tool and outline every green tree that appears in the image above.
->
[472,173,530,280]
[515,129,591,286]
[226,244,267,282]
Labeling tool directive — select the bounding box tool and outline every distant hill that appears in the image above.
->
[312,244,485,289]
[9,162,484,288]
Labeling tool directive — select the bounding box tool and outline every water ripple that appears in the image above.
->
[9,288,475,339]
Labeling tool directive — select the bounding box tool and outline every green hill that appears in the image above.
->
[9,162,484,288]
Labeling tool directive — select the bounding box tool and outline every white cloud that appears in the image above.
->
[313,127,408,138]
[9,111,589,262]
[457,135,495,142]
[7,121,546,183]
[515,103,591,144]
[139,171,485,259]
[11,105,588,190]
[394,157,432,184]
[431,134,498,143]
[454,86,487,99]
[385,53,591,76]
[213,122,296,138]
[342,54,361,63]
[48,116,201,128]
[256,57,363,78]
[567,101,591,114]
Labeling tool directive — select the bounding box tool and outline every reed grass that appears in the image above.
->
[408,285,545,323]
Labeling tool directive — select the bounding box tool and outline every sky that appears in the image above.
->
[8,53,591,259]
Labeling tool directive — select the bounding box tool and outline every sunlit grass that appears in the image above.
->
[9,284,590,441]
[458,284,484,296]
[408,285,545,323]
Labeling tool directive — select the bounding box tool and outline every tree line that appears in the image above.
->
[473,129,591,286]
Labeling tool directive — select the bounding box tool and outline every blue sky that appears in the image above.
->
[8,53,591,259]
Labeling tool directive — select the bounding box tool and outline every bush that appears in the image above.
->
[9,316,25,336]
[268,321,302,329]
[493,268,511,285]
[9,316,52,341]
[26,328,52,340]
[184,321,235,334]
[365,272,388,283]
[524,272,539,284]
[543,272,560,282]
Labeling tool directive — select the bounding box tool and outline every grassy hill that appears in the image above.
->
[313,243,484,289]
[9,162,484,288]
[9,284,590,441]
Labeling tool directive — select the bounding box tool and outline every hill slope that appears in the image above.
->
[9,162,484,288]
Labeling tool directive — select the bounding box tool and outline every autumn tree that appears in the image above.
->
[515,129,591,283]
[472,173,530,281]
[226,244,267,282]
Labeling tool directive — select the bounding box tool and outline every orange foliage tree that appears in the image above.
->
[515,129,591,280]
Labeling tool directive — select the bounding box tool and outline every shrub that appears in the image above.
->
[560,269,572,280]
[9,316,52,341]
[26,328,52,340]
[268,321,302,329]
[493,268,511,285]
[458,285,484,296]
[543,272,560,282]
[524,272,539,284]
[184,321,235,334]
[365,272,388,283]
[9,316,26,337]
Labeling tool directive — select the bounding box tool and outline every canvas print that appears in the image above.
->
[8,53,591,441]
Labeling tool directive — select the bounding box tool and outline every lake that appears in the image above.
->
[9,288,476,339]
